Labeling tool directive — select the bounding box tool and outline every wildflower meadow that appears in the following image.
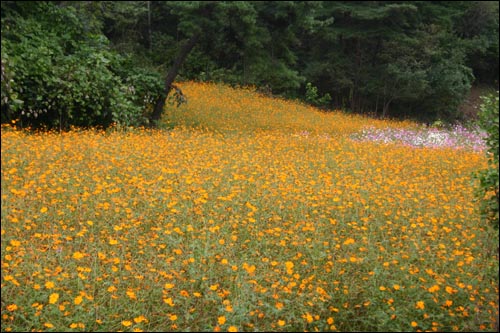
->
[1,82,498,332]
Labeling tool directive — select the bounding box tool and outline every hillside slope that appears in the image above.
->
[162,82,416,136]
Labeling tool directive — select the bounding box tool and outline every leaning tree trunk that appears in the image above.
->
[149,33,201,126]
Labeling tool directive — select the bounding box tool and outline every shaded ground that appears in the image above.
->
[459,84,498,120]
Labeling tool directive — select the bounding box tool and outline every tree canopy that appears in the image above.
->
[1,1,498,129]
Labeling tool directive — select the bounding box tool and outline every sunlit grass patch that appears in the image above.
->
[163,81,417,136]
[1,82,498,332]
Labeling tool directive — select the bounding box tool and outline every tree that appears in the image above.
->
[297,1,485,122]
[454,1,499,85]
[2,1,498,128]
[147,1,219,125]
[300,1,424,114]
[147,1,324,126]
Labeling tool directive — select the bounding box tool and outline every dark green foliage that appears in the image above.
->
[1,1,162,129]
[1,51,23,119]
[418,31,474,122]
[299,1,487,122]
[475,92,499,229]
[305,82,331,108]
[1,1,498,127]
[454,1,499,85]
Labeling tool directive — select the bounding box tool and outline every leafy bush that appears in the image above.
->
[305,82,331,108]
[112,62,165,126]
[1,51,23,121]
[1,2,163,129]
[475,91,499,229]
[425,58,474,121]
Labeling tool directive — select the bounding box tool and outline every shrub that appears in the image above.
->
[0,2,163,130]
[305,82,331,108]
[475,91,499,229]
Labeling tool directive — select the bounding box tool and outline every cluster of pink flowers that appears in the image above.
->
[351,124,487,152]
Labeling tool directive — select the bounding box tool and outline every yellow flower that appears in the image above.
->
[48,293,59,304]
[303,312,314,323]
[6,304,18,311]
[218,316,226,325]
[445,286,456,294]
[415,301,425,310]
[126,290,137,300]
[163,297,174,306]
[228,326,238,332]
[278,320,286,326]
[134,315,147,323]
[122,320,133,327]
[45,281,55,289]
[428,285,440,293]
[411,321,418,327]
[242,263,256,274]
[72,252,84,260]
[343,238,355,245]
[245,202,257,211]
[74,296,83,305]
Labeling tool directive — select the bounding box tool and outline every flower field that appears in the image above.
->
[1,82,498,332]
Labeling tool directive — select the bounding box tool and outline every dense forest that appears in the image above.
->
[1,1,499,129]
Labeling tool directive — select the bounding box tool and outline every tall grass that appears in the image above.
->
[1,82,498,332]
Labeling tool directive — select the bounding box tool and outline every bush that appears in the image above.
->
[1,51,23,121]
[475,91,499,229]
[423,56,474,122]
[1,2,163,130]
[305,82,331,108]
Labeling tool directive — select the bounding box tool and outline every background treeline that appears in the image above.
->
[1,1,499,129]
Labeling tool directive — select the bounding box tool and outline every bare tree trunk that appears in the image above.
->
[149,33,201,126]
[382,98,393,118]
